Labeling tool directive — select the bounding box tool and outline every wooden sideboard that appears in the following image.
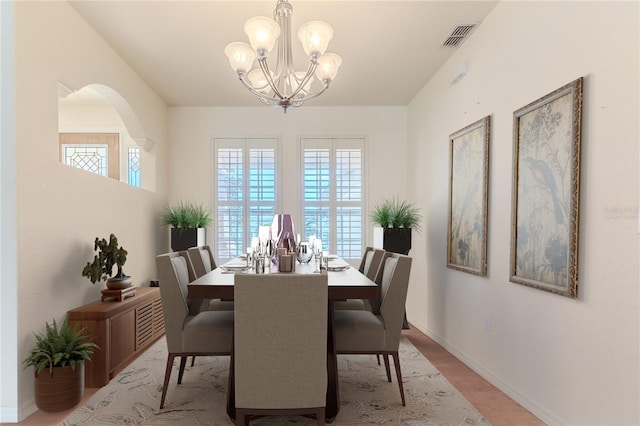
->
[68,286,165,388]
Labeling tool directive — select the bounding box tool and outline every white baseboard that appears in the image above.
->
[408,319,561,426]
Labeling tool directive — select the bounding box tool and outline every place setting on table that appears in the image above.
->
[220,227,351,276]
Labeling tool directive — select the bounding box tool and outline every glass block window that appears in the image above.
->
[62,145,108,177]
[302,138,365,260]
[127,146,141,187]
[215,138,279,262]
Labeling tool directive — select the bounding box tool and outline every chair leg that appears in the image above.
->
[376,354,381,365]
[235,409,248,426]
[316,407,325,425]
[391,351,406,406]
[191,355,196,367]
[382,354,392,382]
[160,354,176,409]
[177,356,188,385]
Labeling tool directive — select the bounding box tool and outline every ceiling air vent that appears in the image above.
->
[442,23,478,47]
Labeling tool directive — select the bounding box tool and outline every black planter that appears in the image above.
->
[170,228,205,252]
[382,228,412,255]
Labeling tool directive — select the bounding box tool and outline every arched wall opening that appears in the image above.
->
[58,83,156,191]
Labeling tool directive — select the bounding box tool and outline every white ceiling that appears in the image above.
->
[69,0,498,108]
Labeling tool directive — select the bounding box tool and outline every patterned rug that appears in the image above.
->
[61,336,490,425]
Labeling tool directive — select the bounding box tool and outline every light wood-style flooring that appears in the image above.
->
[403,325,545,426]
[14,325,544,426]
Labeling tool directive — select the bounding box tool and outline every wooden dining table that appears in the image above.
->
[187,257,378,422]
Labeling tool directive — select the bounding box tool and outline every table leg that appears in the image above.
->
[325,301,339,421]
[226,343,235,419]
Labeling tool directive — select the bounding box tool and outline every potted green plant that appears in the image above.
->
[163,201,212,251]
[371,198,422,255]
[23,316,98,412]
[82,234,131,289]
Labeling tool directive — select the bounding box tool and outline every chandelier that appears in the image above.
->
[224,0,342,112]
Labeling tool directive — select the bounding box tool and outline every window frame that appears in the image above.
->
[59,132,119,179]
[300,137,366,260]
[126,145,141,187]
[213,136,281,262]
[58,130,142,187]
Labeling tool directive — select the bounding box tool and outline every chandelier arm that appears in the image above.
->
[288,61,318,100]
[292,80,330,103]
[237,73,285,105]
[257,57,284,100]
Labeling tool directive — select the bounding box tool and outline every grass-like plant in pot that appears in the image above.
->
[371,198,422,231]
[23,315,98,412]
[370,198,394,228]
[163,201,212,251]
[390,199,422,232]
[82,234,130,289]
[371,198,422,255]
[163,201,212,229]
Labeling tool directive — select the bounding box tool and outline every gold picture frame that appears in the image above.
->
[447,116,490,276]
[510,77,583,298]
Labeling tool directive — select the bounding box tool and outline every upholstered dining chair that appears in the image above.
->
[334,248,388,311]
[187,245,217,277]
[332,252,413,406]
[187,245,233,306]
[357,246,374,274]
[155,251,234,409]
[233,273,328,425]
[186,245,232,367]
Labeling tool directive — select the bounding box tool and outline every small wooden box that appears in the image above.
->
[101,286,137,302]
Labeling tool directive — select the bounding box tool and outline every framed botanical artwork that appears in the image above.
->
[447,116,490,276]
[510,77,583,298]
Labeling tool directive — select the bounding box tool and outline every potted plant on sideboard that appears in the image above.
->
[23,316,98,412]
[82,234,131,289]
[163,201,212,252]
[371,198,422,255]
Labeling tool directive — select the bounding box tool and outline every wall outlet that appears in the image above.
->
[483,315,492,331]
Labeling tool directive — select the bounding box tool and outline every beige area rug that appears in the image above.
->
[61,336,490,425]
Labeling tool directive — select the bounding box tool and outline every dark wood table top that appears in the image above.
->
[187,258,378,301]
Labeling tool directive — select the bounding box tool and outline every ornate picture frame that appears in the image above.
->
[510,77,583,298]
[447,116,490,276]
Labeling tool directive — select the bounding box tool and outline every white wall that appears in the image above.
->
[168,106,407,249]
[406,2,639,425]
[9,2,169,420]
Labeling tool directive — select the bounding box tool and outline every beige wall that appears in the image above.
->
[406,2,639,424]
[11,2,169,419]
[168,106,408,249]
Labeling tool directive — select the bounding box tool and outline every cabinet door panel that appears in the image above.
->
[110,310,135,374]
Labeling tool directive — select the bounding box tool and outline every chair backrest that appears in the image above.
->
[234,273,328,410]
[155,251,198,352]
[377,253,412,350]
[364,249,386,282]
[187,245,217,278]
[358,246,375,274]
